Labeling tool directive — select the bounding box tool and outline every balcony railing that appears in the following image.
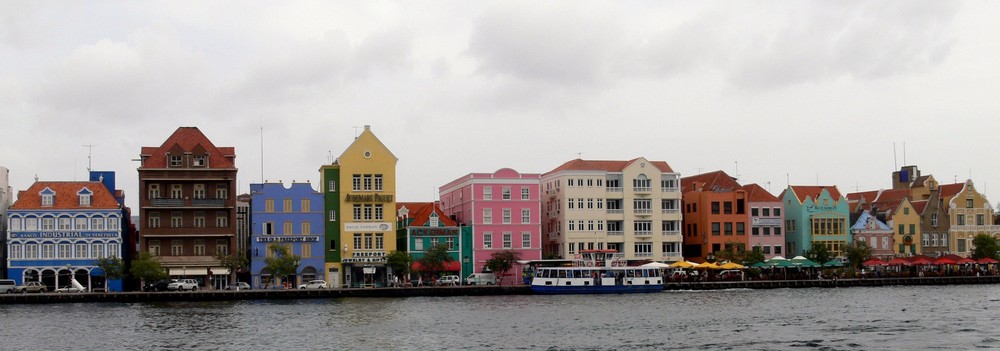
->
[607,230,624,236]
[950,225,1000,232]
[635,252,653,257]
[150,198,228,208]
[634,209,652,215]
[662,230,681,236]
[192,198,225,207]
[661,187,679,193]
[606,187,623,193]
[633,187,651,193]
[607,209,624,214]
[661,209,680,214]
[151,198,184,207]
[634,230,653,236]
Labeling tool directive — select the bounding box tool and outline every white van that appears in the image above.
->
[0,279,16,294]
[465,272,497,285]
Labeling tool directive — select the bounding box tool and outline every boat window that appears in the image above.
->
[558,270,566,278]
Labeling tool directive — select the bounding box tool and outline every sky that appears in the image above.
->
[3,1,1000,212]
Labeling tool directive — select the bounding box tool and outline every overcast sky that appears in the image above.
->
[3,1,999,212]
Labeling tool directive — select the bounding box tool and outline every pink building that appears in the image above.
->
[439,168,542,285]
[743,183,786,259]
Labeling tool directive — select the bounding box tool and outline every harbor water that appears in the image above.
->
[2,285,998,350]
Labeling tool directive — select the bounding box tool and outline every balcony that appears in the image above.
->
[633,209,652,216]
[633,187,651,194]
[950,225,1000,233]
[192,198,225,207]
[149,198,228,208]
[661,230,682,240]
[661,187,679,193]
[607,230,624,236]
[606,187,623,193]
[607,209,624,215]
[661,209,680,214]
[151,198,184,207]
[635,252,653,257]
[634,230,653,237]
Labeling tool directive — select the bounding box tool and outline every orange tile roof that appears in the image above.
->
[396,202,457,227]
[140,127,236,169]
[846,190,879,203]
[910,200,928,214]
[938,183,965,198]
[681,170,741,193]
[787,185,843,203]
[11,181,120,210]
[872,189,910,209]
[545,158,673,175]
[741,183,779,202]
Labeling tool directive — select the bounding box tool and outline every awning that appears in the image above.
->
[210,267,230,275]
[168,267,209,276]
[411,261,461,273]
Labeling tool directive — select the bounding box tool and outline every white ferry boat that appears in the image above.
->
[530,250,663,294]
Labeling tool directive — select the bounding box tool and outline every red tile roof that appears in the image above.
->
[681,170,741,193]
[846,190,879,203]
[787,186,843,203]
[911,200,928,214]
[140,127,236,169]
[11,181,120,210]
[396,202,457,227]
[938,183,965,198]
[545,158,673,175]
[872,189,910,209]
[741,183,779,202]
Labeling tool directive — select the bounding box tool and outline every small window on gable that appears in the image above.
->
[40,188,55,207]
[169,154,183,167]
[193,155,207,167]
[429,213,439,227]
[78,188,93,207]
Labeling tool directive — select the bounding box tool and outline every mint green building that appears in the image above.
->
[780,186,852,258]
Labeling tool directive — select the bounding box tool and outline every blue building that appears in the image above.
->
[250,182,324,288]
[6,174,125,292]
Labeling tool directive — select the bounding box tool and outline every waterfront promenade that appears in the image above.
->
[3,275,1000,304]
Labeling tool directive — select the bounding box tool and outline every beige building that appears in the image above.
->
[946,179,999,256]
[541,158,683,262]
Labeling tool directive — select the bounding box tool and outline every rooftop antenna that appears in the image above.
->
[903,142,907,166]
[260,120,265,184]
[327,150,333,164]
[82,144,98,172]
[734,161,740,180]
[893,142,898,170]
[353,126,361,139]
[576,152,582,159]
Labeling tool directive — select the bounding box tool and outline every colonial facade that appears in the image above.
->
[249,182,324,289]
[397,202,473,281]
[851,211,894,260]
[439,168,542,284]
[320,125,397,288]
[944,180,997,257]
[138,127,237,289]
[6,176,124,291]
[847,188,922,256]
[891,166,949,255]
[680,171,749,261]
[540,158,683,262]
[780,186,851,257]
[743,183,785,260]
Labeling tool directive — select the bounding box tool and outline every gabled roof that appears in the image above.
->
[910,175,931,188]
[910,200,928,214]
[11,181,120,210]
[396,202,457,227]
[846,190,879,203]
[938,183,965,198]
[785,185,843,203]
[544,158,673,175]
[741,183,779,202]
[870,189,910,213]
[139,127,236,169]
[681,170,740,193]
[852,211,891,231]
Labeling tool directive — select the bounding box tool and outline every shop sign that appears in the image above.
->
[345,223,392,231]
[10,231,119,239]
[410,227,458,236]
[255,236,320,243]
[752,218,782,226]
[345,194,394,203]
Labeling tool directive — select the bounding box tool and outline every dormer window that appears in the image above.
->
[40,188,55,207]
[193,155,207,167]
[429,213,439,227]
[169,155,183,167]
[78,188,93,207]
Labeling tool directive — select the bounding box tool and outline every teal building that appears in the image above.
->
[780,186,851,258]
[396,202,474,280]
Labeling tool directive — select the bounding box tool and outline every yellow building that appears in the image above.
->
[887,198,921,255]
[321,125,398,288]
[946,180,998,257]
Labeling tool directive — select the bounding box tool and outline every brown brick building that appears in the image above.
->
[138,127,237,289]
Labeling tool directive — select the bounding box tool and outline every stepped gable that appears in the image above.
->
[12,181,120,210]
[140,127,235,168]
[741,183,779,202]
[545,158,673,176]
[681,170,740,193]
[396,202,457,226]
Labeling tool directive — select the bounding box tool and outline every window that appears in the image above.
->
[503,232,512,249]
[169,155,182,167]
[752,227,760,236]
[775,246,782,254]
[724,222,733,235]
[752,208,759,216]
[193,184,205,199]
[931,213,938,226]
[957,214,966,226]
[363,175,372,191]
[194,240,206,255]
[353,205,362,220]
[724,202,733,214]
[522,232,531,248]
[171,184,182,199]
[79,193,91,207]
[483,232,493,249]
[363,205,372,220]
[148,184,160,199]
[484,187,492,200]
[216,240,228,255]
[302,243,312,258]
[149,240,160,256]
[354,234,362,250]
[283,199,293,213]
[301,199,311,212]
[569,242,576,254]
[588,198,594,209]
[352,175,362,191]
[522,209,530,223]
[58,217,71,230]
[446,237,455,250]
[171,212,182,227]
[712,222,721,235]
[329,210,337,222]
[75,217,87,230]
[711,202,720,214]
[958,238,967,252]
[633,175,651,189]
[194,212,206,227]
[170,240,184,256]
[9,217,20,231]
[483,208,493,224]
[763,246,771,254]
[634,199,651,212]
[91,217,104,230]
[567,178,574,187]
[26,244,38,259]
[414,238,423,251]
[374,175,383,191]
[375,234,384,250]
[263,222,274,235]
[375,205,383,220]
[193,155,206,167]
[662,220,677,232]
[216,212,228,227]
[302,222,311,235]
[736,222,745,235]
[578,199,584,208]
[903,207,910,215]
[58,243,70,258]
[634,221,652,234]
[41,244,55,258]
[42,217,55,230]
[967,198,974,208]
[429,215,439,227]
[568,198,575,209]
[922,234,929,246]
[108,218,118,230]
[587,179,593,187]
[328,180,336,192]
[569,221,576,231]
[931,233,939,246]
[634,242,652,256]
[899,224,905,235]
[977,214,985,226]
[283,221,293,235]
[92,243,104,258]
[364,234,373,249]
[10,244,21,259]
[502,187,511,200]
[502,209,511,224]
[522,187,530,200]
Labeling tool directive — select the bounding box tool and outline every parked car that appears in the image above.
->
[437,275,460,286]
[0,279,16,294]
[18,281,47,293]
[225,282,251,290]
[55,286,86,293]
[167,279,199,291]
[145,279,175,292]
[298,280,327,289]
[465,273,497,285]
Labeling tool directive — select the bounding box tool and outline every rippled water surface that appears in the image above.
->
[2,285,999,350]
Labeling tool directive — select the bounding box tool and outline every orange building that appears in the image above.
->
[680,171,749,261]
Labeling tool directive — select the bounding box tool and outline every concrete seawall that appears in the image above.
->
[665,275,1000,290]
[0,286,533,305]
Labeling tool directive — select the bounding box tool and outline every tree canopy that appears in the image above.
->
[972,234,1000,260]
[215,252,248,284]
[805,242,833,265]
[844,241,872,271]
[416,243,453,276]
[96,256,124,291]
[130,252,167,290]
[264,244,300,287]
[484,250,521,286]
[386,250,413,278]
[744,246,766,267]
